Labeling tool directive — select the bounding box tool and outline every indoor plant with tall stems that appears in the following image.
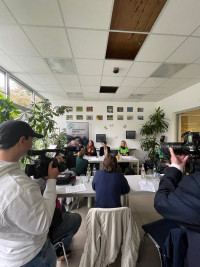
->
[140,107,169,165]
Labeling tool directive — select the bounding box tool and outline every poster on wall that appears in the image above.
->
[66,122,89,147]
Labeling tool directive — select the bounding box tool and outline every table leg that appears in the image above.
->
[122,194,129,207]
[87,197,92,208]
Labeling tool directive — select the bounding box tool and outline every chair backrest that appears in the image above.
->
[79,207,140,267]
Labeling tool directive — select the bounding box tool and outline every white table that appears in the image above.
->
[84,155,139,174]
[56,175,159,208]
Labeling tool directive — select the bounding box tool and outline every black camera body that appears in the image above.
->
[25,148,76,179]
[161,131,200,159]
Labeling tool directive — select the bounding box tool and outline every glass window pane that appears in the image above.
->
[35,94,43,104]
[0,71,5,96]
[9,78,32,107]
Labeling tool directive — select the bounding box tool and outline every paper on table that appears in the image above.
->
[139,181,156,192]
[65,184,86,193]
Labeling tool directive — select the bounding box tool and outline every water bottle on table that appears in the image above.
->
[153,164,157,179]
[141,164,146,179]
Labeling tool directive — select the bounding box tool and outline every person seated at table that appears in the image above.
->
[92,153,130,208]
[71,148,88,176]
[85,140,97,156]
[99,141,110,156]
[118,140,129,156]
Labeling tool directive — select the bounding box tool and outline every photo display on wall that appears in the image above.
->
[66,115,73,120]
[117,107,123,112]
[138,107,144,112]
[86,115,93,120]
[96,115,103,120]
[76,115,83,120]
[138,115,144,120]
[117,115,124,120]
[66,106,73,112]
[127,107,133,112]
[86,106,93,112]
[107,115,113,120]
[76,106,83,112]
[107,106,113,113]
[127,115,133,120]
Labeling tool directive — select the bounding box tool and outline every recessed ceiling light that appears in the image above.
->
[150,63,187,78]
[44,58,76,74]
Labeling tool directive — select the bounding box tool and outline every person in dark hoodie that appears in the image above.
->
[154,147,200,267]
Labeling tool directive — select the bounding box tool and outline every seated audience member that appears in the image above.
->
[0,120,60,267]
[67,138,83,152]
[85,140,97,156]
[71,148,88,175]
[92,153,130,208]
[37,177,82,261]
[118,140,129,173]
[99,141,110,156]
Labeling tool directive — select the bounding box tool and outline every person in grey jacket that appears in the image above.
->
[0,120,60,267]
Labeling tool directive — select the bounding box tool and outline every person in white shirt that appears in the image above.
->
[0,120,61,267]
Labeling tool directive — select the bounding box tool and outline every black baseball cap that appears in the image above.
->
[0,120,43,149]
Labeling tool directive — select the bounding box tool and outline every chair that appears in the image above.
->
[138,218,182,267]
[53,239,69,267]
[79,207,140,267]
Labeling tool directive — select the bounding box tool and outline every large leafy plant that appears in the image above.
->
[140,107,169,164]
[0,92,21,123]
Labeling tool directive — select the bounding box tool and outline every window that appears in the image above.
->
[0,70,6,96]
[9,78,32,107]
[35,94,43,104]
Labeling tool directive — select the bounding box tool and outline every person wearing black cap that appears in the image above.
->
[0,120,60,267]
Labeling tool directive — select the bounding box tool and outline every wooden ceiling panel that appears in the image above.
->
[106,32,147,60]
[110,0,167,32]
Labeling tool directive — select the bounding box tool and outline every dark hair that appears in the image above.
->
[102,141,107,145]
[103,153,117,173]
[87,140,94,148]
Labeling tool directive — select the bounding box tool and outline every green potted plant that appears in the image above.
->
[140,107,169,165]
[0,92,21,123]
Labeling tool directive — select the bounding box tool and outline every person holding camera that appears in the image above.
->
[154,147,200,267]
[0,120,63,267]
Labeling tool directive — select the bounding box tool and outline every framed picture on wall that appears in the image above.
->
[107,106,113,113]
[76,106,83,112]
[117,115,124,120]
[66,115,73,120]
[138,115,144,120]
[127,115,133,120]
[107,115,113,120]
[76,115,83,120]
[86,115,93,120]
[86,106,93,112]
[117,107,123,112]
[138,107,144,112]
[66,106,73,112]
[127,107,133,112]
[96,115,103,120]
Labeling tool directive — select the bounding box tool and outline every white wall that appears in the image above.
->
[157,83,200,142]
[52,100,156,161]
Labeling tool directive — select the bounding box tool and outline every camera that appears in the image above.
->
[161,131,200,159]
[113,67,119,74]
[25,147,76,179]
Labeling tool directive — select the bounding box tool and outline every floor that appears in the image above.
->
[57,193,163,267]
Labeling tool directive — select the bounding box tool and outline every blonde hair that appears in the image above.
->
[121,140,127,148]
[78,148,85,157]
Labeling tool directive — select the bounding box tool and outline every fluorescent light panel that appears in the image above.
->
[44,58,76,74]
[150,63,187,78]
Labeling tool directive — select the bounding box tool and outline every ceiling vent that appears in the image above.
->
[44,58,76,74]
[100,86,118,93]
[150,63,187,78]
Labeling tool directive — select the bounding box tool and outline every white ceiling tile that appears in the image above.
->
[136,35,186,62]
[0,25,38,56]
[152,0,200,35]
[194,57,200,64]
[176,79,200,89]
[31,73,59,84]
[23,27,72,57]
[60,0,113,29]
[75,59,103,75]
[134,87,154,94]
[61,85,82,92]
[140,77,167,87]
[141,94,162,101]
[166,37,200,64]
[79,76,101,86]
[114,94,130,99]
[83,92,99,98]
[160,78,188,88]
[54,74,80,85]
[101,76,124,86]
[13,73,41,86]
[39,92,56,99]
[99,93,114,99]
[172,64,200,79]
[67,29,108,59]
[40,84,64,92]
[103,60,133,76]
[127,62,161,77]
[150,88,170,95]
[192,26,200,37]
[82,86,100,92]
[121,77,146,87]
[117,87,137,94]
[0,55,24,72]
[5,0,63,26]
[0,48,5,55]
[0,1,17,24]
[10,56,50,73]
